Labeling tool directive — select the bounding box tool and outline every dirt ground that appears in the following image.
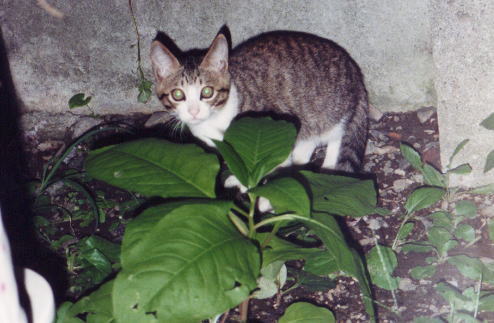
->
[20,109,494,322]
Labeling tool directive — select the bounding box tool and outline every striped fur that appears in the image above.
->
[150,31,369,173]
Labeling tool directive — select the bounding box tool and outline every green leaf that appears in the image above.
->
[83,235,120,264]
[214,140,250,187]
[449,139,469,166]
[435,282,473,311]
[413,317,443,323]
[429,211,453,230]
[289,268,337,292]
[455,200,477,218]
[223,117,297,187]
[410,265,436,280]
[448,163,472,175]
[137,79,153,103]
[279,302,335,323]
[68,93,92,109]
[485,150,494,173]
[422,164,446,187]
[114,201,260,323]
[251,177,310,217]
[400,143,423,171]
[85,138,219,198]
[428,226,453,250]
[304,213,375,321]
[396,222,414,240]
[55,302,85,323]
[455,224,476,243]
[300,171,378,218]
[404,187,445,214]
[68,281,115,322]
[260,235,320,267]
[448,255,494,283]
[400,243,434,254]
[366,245,399,290]
[480,112,494,130]
[252,261,287,299]
[470,183,494,195]
[489,219,494,241]
[79,248,112,278]
[479,293,494,312]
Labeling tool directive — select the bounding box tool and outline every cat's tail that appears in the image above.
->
[336,90,369,173]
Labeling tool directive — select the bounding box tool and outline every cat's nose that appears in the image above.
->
[188,106,200,117]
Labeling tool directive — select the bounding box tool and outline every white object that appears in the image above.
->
[0,208,55,323]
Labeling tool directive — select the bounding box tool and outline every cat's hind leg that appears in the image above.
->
[321,121,346,169]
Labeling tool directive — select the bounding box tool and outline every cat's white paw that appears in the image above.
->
[224,175,248,193]
[257,197,273,213]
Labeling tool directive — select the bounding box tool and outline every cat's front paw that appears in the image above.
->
[224,175,248,193]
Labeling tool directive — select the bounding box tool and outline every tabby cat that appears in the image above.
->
[150,31,368,173]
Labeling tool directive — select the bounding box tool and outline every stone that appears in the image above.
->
[416,106,436,124]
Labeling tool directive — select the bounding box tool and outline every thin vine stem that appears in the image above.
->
[128,0,145,80]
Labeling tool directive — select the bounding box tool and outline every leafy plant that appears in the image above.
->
[56,117,381,322]
[395,140,494,321]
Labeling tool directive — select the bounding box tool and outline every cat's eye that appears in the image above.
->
[201,86,214,99]
[171,89,185,101]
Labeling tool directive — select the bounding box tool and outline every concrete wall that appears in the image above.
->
[1,0,434,114]
[432,0,494,187]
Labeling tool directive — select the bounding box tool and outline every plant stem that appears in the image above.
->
[260,221,282,249]
[128,0,145,80]
[239,299,249,322]
[391,212,412,250]
[247,193,256,238]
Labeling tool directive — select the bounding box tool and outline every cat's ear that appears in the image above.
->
[200,34,229,73]
[150,41,181,81]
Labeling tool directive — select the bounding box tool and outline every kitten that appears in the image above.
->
[150,31,368,173]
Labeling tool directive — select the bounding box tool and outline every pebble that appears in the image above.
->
[393,179,413,192]
[399,278,417,291]
[416,106,436,124]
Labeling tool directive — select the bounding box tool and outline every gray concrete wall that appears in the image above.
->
[1,0,434,114]
[432,0,494,187]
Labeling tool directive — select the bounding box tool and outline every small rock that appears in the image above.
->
[399,278,417,291]
[369,104,384,121]
[417,106,436,124]
[366,218,382,230]
[38,140,64,152]
[393,179,412,192]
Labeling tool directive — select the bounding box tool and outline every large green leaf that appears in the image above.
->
[214,140,250,187]
[400,143,423,171]
[279,302,335,323]
[113,202,260,323]
[300,171,378,217]
[223,117,296,187]
[85,139,219,198]
[251,177,310,217]
[303,213,375,321]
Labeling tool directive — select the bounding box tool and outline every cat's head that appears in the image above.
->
[150,34,231,126]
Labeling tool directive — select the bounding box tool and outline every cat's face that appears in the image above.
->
[150,35,231,126]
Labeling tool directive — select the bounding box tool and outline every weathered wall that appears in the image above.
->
[1,0,434,114]
[432,0,494,187]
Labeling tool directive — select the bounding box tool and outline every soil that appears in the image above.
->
[18,109,494,322]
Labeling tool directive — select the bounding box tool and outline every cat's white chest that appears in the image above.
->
[188,84,239,146]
